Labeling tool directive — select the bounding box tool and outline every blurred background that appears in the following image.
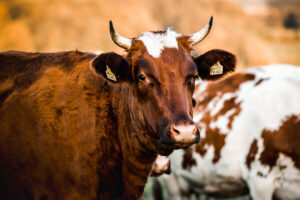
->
[0,0,299,199]
[0,0,299,70]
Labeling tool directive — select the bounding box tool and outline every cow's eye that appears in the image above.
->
[187,80,194,86]
[138,74,146,82]
[187,76,197,86]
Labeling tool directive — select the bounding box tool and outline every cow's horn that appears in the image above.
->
[190,16,213,46]
[109,20,132,50]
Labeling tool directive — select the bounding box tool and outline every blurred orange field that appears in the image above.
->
[0,0,299,70]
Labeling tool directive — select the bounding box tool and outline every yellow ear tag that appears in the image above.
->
[105,65,117,81]
[210,61,223,75]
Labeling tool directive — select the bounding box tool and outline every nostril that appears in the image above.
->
[172,125,180,134]
[192,126,198,134]
[172,122,197,135]
[168,121,200,145]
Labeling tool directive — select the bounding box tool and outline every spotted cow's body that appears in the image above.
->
[165,65,300,200]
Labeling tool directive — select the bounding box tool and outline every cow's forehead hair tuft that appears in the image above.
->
[137,28,182,58]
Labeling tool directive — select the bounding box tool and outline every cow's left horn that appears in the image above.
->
[190,16,213,46]
[109,20,132,50]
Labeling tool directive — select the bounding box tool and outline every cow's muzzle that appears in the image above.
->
[160,120,200,149]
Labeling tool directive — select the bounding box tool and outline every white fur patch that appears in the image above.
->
[137,28,182,58]
[93,50,102,55]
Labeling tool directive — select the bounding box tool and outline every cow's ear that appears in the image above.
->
[91,52,130,82]
[193,49,236,80]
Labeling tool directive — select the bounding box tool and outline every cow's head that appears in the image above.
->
[91,17,236,155]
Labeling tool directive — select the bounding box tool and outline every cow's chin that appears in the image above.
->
[156,141,196,155]
[154,141,194,156]
[155,145,174,156]
[171,141,198,149]
[155,132,200,155]
[149,131,198,156]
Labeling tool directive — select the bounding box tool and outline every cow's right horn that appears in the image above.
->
[189,16,213,46]
[109,21,132,50]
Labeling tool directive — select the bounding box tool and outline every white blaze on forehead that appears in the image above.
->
[137,28,182,58]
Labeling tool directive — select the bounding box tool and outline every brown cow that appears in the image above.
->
[0,18,236,199]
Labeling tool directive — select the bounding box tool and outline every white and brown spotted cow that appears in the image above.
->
[162,64,300,200]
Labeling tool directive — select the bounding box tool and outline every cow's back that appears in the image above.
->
[168,64,300,199]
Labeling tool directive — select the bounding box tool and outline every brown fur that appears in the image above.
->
[0,51,156,199]
[246,139,258,169]
[182,147,197,170]
[259,115,300,170]
[196,128,227,163]
[0,48,196,199]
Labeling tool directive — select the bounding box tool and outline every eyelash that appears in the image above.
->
[187,76,198,85]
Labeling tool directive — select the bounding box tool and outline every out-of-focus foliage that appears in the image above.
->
[0,0,299,69]
[284,13,298,31]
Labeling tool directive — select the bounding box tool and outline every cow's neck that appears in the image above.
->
[111,83,157,198]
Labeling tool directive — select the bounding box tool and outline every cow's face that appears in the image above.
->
[127,38,200,150]
[90,19,236,155]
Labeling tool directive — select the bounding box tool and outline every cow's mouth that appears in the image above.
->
[160,139,199,149]
[156,138,199,156]
[172,141,199,149]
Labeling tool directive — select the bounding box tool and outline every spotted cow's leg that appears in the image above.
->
[161,173,183,200]
[247,174,275,200]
